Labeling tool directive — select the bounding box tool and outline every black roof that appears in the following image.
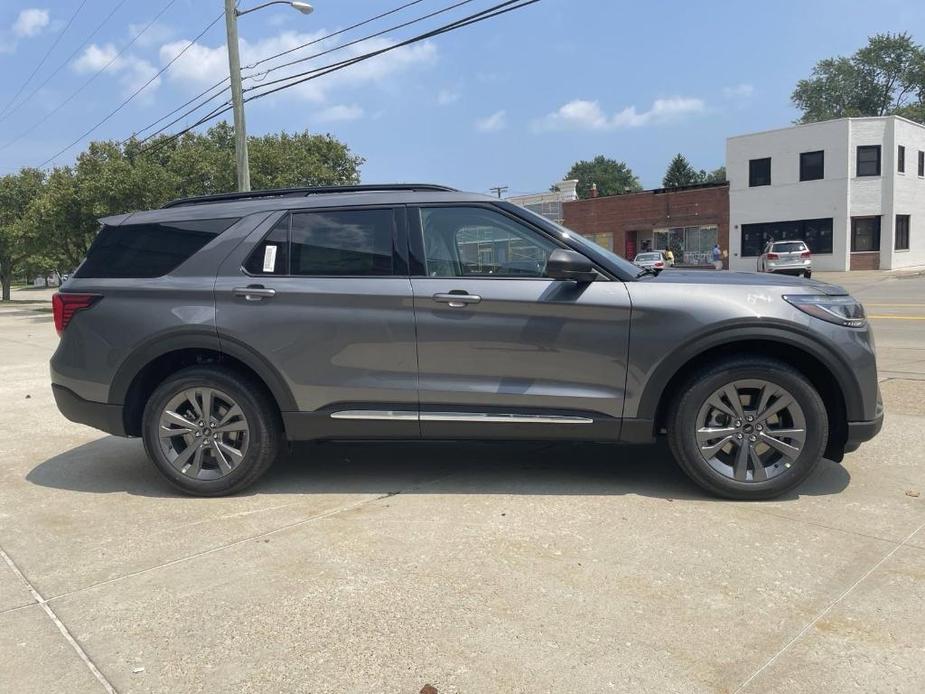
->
[162,184,458,209]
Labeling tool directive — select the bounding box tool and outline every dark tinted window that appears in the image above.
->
[857,145,881,176]
[749,158,771,187]
[919,150,924,177]
[895,215,910,251]
[898,145,905,173]
[770,242,807,253]
[76,218,237,278]
[420,206,558,278]
[244,215,289,275]
[290,209,394,276]
[851,217,881,252]
[799,150,824,181]
[741,218,833,257]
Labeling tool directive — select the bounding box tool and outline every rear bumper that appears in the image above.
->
[52,384,127,437]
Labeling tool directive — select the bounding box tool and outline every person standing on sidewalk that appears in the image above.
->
[711,243,722,270]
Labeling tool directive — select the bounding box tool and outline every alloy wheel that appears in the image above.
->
[157,387,250,480]
[694,379,807,482]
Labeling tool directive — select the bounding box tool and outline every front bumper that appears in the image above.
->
[844,400,884,453]
[52,384,127,437]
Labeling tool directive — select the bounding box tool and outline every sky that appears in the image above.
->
[1,0,924,193]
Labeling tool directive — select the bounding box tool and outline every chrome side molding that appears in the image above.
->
[330,410,593,424]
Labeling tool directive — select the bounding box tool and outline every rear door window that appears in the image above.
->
[290,208,395,276]
[76,218,238,278]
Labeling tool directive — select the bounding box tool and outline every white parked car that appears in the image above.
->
[757,241,813,278]
[633,251,666,275]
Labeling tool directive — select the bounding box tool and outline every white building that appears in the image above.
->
[506,179,579,224]
[727,116,925,272]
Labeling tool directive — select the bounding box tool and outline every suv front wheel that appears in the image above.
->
[142,366,281,496]
[667,358,828,499]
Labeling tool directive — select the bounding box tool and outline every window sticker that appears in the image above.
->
[263,244,278,273]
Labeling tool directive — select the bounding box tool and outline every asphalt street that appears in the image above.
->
[0,271,923,693]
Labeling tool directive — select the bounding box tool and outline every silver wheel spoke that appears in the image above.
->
[749,446,767,481]
[757,393,793,424]
[707,393,737,419]
[161,410,195,431]
[697,426,738,443]
[160,426,192,439]
[214,420,247,433]
[170,442,198,472]
[213,443,234,474]
[733,441,749,481]
[183,446,204,477]
[759,431,801,460]
[201,388,213,423]
[764,428,806,445]
[215,440,243,463]
[722,384,746,419]
[218,404,243,427]
[184,390,203,420]
[700,435,735,458]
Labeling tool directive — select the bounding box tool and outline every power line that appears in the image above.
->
[126,0,436,144]
[0,0,131,125]
[0,1,90,120]
[37,11,225,168]
[139,0,541,157]
[133,0,480,146]
[0,0,180,156]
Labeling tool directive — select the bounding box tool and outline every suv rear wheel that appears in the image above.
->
[667,358,827,499]
[142,366,281,496]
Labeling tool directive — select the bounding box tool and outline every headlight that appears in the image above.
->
[783,295,866,328]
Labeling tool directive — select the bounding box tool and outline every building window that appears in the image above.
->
[740,218,833,257]
[799,150,824,181]
[898,145,906,173]
[895,215,910,251]
[653,226,719,265]
[749,158,771,187]
[851,217,881,252]
[918,150,924,177]
[856,145,881,176]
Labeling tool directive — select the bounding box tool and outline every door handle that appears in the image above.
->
[432,292,481,308]
[233,285,277,301]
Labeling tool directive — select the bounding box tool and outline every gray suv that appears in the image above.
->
[50,184,883,499]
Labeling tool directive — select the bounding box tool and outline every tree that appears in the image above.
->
[565,155,641,199]
[0,169,46,301]
[792,32,925,123]
[704,165,726,183]
[662,154,704,187]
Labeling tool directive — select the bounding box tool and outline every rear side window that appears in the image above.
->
[290,209,394,276]
[76,218,238,278]
[244,216,289,275]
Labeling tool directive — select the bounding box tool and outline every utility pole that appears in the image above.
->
[224,0,250,192]
[489,185,508,198]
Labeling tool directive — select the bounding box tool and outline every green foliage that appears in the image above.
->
[792,32,925,123]
[565,155,642,199]
[704,166,726,183]
[0,123,363,299]
[662,154,703,187]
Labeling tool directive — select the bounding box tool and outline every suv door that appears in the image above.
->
[214,206,419,439]
[408,204,631,440]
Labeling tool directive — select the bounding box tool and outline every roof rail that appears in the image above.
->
[162,183,458,208]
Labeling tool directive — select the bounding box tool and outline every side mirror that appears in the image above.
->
[546,249,597,282]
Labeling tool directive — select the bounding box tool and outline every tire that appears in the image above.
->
[142,366,282,496]
[804,270,812,279]
[666,358,827,500]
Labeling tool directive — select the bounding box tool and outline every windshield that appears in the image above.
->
[771,242,807,253]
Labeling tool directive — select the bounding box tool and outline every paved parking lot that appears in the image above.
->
[1,272,923,693]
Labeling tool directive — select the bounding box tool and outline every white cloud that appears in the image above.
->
[160,30,437,105]
[128,21,174,48]
[72,43,160,96]
[723,83,754,99]
[314,104,363,122]
[475,109,506,132]
[13,8,49,38]
[535,96,705,131]
[437,88,460,105]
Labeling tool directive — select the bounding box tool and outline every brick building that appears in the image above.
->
[562,182,730,267]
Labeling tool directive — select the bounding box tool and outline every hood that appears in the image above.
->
[644,270,848,295]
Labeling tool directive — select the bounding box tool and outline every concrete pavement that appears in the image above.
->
[1,279,923,693]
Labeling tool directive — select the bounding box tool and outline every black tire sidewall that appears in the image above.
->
[142,366,280,496]
[669,359,828,499]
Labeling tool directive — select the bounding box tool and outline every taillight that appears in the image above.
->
[767,253,779,260]
[52,293,101,336]
[801,250,812,258]
[655,261,664,267]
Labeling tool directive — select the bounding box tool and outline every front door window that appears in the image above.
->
[851,217,881,252]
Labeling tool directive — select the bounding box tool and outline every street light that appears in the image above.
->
[224,1,315,192]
